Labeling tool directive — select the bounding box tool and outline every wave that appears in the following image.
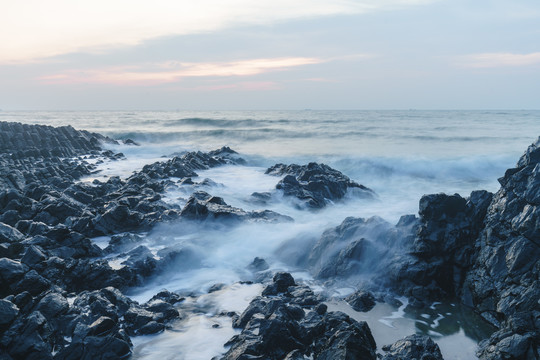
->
[328,154,516,187]
[160,117,293,128]
[102,128,323,143]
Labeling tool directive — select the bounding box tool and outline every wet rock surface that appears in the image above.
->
[180,191,293,223]
[305,137,540,359]
[222,272,377,360]
[381,334,444,360]
[266,162,374,208]
[2,120,539,359]
[0,122,270,359]
[307,215,418,281]
[463,137,540,359]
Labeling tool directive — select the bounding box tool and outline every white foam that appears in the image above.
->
[132,283,262,360]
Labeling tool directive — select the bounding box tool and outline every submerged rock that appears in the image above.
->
[266,162,374,208]
[308,215,417,281]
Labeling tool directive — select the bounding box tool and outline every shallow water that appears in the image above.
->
[4,110,538,358]
[326,299,495,360]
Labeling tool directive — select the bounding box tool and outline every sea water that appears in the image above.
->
[2,110,538,359]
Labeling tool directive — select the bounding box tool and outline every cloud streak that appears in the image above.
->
[457,52,540,68]
[38,57,324,85]
[1,0,435,64]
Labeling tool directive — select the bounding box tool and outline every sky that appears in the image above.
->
[1,0,539,110]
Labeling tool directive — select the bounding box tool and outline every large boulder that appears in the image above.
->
[308,216,417,281]
[223,273,377,360]
[462,137,540,358]
[266,162,374,208]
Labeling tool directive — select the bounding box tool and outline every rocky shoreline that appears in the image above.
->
[0,121,538,359]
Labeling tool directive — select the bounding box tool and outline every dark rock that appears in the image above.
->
[87,316,116,337]
[0,258,26,287]
[36,292,69,320]
[0,223,24,243]
[138,147,245,182]
[148,289,185,305]
[12,291,33,314]
[312,311,377,360]
[21,245,47,267]
[124,306,154,333]
[345,291,376,312]
[0,299,19,327]
[477,332,535,360]
[92,204,144,235]
[104,233,144,254]
[266,162,374,208]
[223,273,377,360]
[144,299,180,322]
[381,334,443,360]
[123,138,139,146]
[262,272,296,296]
[287,286,319,307]
[284,349,306,360]
[56,332,132,360]
[13,270,51,296]
[138,321,165,335]
[180,191,292,223]
[315,303,327,315]
[2,310,53,360]
[308,216,410,281]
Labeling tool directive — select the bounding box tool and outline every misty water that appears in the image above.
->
[3,110,539,359]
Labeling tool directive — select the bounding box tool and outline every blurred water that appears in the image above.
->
[3,110,538,359]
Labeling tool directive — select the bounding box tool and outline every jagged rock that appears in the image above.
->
[148,290,185,305]
[36,292,69,320]
[223,273,376,360]
[0,223,25,243]
[180,191,293,223]
[139,147,245,181]
[458,138,540,357]
[312,311,377,360]
[308,216,416,281]
[0,258,26,287]
[261,272,296,296]
[345,291,376,312]
[13,270,51,296]
[381,334,443,360]
[266,162,374,208]
[3,312,54,359]
[383,190,493,301]
[20,245,47,267]
[0,299,19,327]
[87,316,116,336]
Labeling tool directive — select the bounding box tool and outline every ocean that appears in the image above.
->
[2,109,539,359]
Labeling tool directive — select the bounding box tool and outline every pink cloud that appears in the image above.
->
[209,81,281,91]
[457,52,540,68]
[38,57,323,85]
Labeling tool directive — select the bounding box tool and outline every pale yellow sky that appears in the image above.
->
[1,0,432,64]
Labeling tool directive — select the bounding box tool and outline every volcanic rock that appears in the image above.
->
[266,162,374,208]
